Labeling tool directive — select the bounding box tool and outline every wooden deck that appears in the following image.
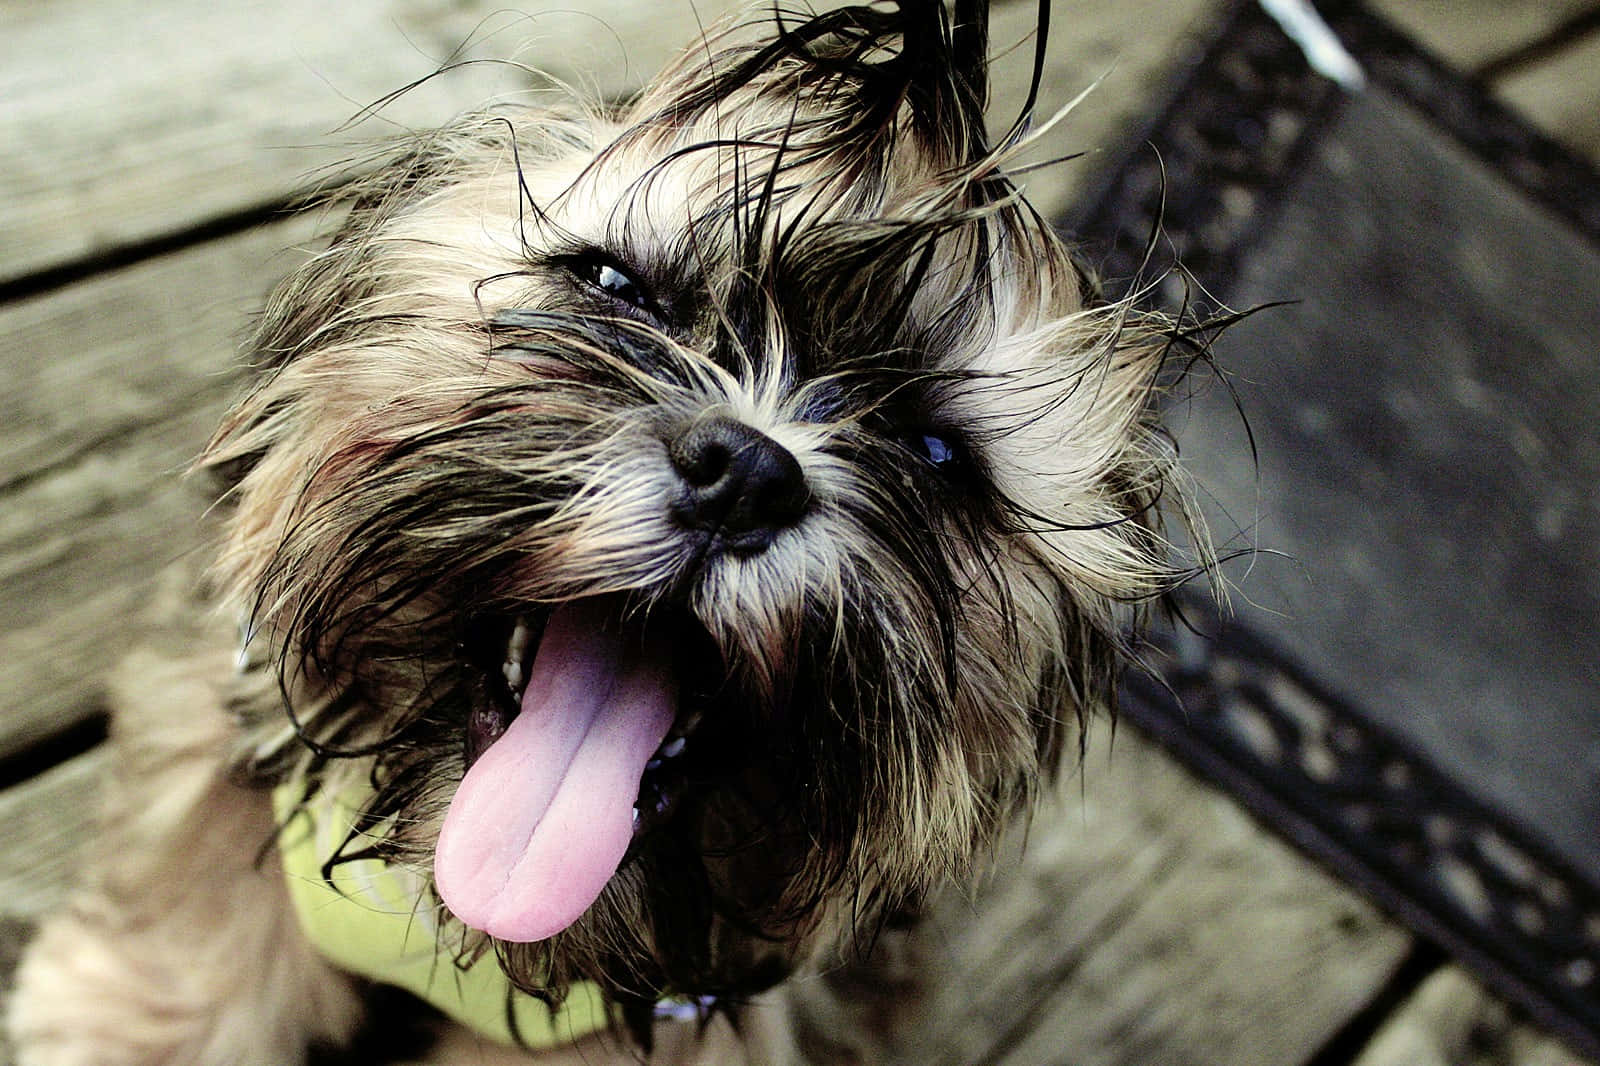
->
[2,1,1598,1062]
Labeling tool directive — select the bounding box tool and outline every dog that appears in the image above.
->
[7,1,1203,1061]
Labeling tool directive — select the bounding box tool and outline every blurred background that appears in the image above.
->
[0,1,1596,1063]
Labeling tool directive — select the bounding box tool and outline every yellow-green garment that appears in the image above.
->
[272,781,613,1049]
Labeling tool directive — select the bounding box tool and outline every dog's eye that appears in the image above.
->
[908,431,962,469]
[592,263,649,308]
[567,254,658,315]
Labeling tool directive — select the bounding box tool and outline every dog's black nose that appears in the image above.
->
[668,416,810,553]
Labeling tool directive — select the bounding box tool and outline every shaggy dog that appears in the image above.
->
[8,1,1202,1061]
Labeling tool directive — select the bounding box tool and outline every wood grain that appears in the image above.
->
[1351,965,1589,1066]
[1495,31,1600,163]
[0,220,313,487]
[986,0,1220,224]
[0,0,1217,289]
[891,727,1414,1066]
[0,752,104,923]
[1365,0,1598,71]
[0,218,316,759]
[0,0,756,288]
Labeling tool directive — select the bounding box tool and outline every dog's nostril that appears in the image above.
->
[672,436,733,489]
[668,416,810,550]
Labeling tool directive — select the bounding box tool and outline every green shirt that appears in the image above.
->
[273,780,613,1049]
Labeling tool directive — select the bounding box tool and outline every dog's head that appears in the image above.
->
[206,0,1193,1024]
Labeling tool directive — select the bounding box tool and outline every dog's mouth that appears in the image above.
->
[436,597,715,944]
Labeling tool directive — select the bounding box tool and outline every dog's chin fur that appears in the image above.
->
[10,1,1209,1062]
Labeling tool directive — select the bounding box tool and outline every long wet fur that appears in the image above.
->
[14,0,1208,1060]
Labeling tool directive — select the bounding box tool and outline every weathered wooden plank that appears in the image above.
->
[0,751,104,923]
[0,751,95,1066]
[0,219,316,759]
[857,727,1413,1066]
[1364,0,1598,71]
[0,0,756,288]
[1351,965,1596,1066]
[0,218,314,488]
[0,0,1216,290]
[0,417,219,757]
[1494,32,1600,164]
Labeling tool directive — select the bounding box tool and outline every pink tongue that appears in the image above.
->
[435,600,676,943]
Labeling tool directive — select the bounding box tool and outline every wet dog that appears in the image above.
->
[8,1,1201,1061]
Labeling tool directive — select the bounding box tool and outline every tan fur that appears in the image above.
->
[9,4,1205,1062]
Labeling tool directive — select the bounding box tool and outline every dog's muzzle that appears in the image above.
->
[433,418,809,946]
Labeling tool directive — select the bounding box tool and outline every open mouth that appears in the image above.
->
[437,598,716,944]
[462,612,705,819]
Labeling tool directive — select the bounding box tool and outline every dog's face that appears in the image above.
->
[205,0,1181,1024]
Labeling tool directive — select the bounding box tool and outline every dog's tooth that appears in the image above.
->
[659,737,686,759]
[501,617,532,692]
[645,757,663,772]
[507,617,531,660]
